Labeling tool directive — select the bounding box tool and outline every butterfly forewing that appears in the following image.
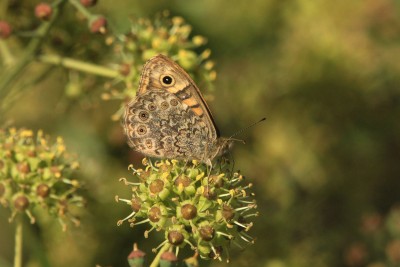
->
[137,54,218,140]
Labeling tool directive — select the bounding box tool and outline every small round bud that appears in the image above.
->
[90,16,107,34]
[174,175,191,188]
[36,184,50,198]
[199,225,215,241]
[168,230,184,246]
[160,251,178,262]
[26,150,36,157]
[17,162,30,174]
[80,0,97,7]
[14,195,30,212]
[148,206,161,222]
[222,204,235,221]
[149,179,164,194]
[127,243,146,259]
[178,50,197,71]
[157,161,172,173]
[131,196,141,212]
[127,243,145,267]
[50,166,61,173]
[192,35,207,46]
[181,204,197,220]
[119,63,131,76]
[0,21,12,39]
[35,3,53,21]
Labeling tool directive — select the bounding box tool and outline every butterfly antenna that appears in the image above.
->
[228,117,266,140]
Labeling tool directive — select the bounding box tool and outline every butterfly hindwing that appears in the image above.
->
[124,90,212,160]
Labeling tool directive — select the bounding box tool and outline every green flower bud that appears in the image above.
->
[131,196,142,212]
[168,230,185,246]
[180,203,197,220]
[36,183,50,198]
[160,251,178,266]
[199,224,215,242]
[127,243,146,267]
[13,194,30,212]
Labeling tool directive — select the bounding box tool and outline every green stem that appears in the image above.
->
[0,40,15,65]
[37,54,119,78]
[69,0,95,19]
[0,0,67,101]
[14,216,23,267]
[149,243,171,267]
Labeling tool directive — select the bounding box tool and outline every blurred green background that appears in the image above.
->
[1,0,400,266]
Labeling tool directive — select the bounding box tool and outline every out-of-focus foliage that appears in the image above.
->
[1,0,400,266]
[0,128,83,229]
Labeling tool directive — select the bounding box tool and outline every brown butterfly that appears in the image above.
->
[123,54,232,166]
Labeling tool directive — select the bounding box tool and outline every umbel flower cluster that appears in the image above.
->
[117,158,257,263]
[0,128,84,230]
[104,11,216,120]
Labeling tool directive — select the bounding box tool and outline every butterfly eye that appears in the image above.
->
[160,75,175,86]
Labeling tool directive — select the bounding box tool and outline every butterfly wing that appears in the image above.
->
[137,54,219,140]
[124,89,212,160]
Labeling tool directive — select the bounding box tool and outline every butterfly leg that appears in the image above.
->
[176,159,190,178]
[205,159,214,186]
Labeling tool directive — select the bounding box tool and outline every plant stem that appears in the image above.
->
[149,243,171,267]
[14,216,23,267]
[0,40,15,66]
[69,0,95,19]
[37,54,119,78]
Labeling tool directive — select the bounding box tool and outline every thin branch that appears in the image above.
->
[0,0,68,102]
[37,54,119,78]
[14,216,23,267]
[149,243,171,267]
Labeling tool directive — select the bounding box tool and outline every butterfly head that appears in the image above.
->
[203,137,235,164]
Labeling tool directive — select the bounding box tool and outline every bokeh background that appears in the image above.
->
[1,0,400,266]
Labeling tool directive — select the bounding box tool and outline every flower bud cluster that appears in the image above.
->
[117,159,257,261]
[345,205,400,266]
[0,128,84,230]
[103,11,216,120]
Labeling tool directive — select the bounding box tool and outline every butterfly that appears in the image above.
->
[123,54,232,166]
